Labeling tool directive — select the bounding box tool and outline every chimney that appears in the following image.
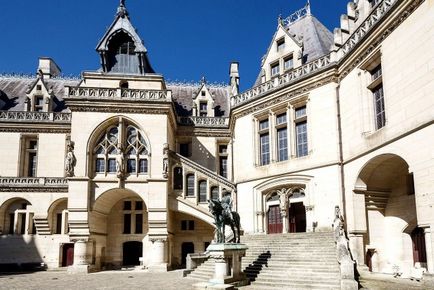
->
[38,57,61,79]
[229,62,240,97]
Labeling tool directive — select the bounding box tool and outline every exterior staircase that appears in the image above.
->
[187,232,342,289]
[33,216,51,235]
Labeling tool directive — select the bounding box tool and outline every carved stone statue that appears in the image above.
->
[277,188,290,217]
[208,192,241,243]
[162,143,169,178]
[65,141,77,177]
[116,145,125,179]
[333,205,345,240]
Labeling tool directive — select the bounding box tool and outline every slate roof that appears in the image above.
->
[168,84,230,117]
[286,15,334,63]
[0,76,79,112]
[0,75,230,117]
[254,14,334,86]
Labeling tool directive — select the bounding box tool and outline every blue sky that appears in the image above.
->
[0,0,349,90]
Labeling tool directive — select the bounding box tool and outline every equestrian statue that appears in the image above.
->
[208,192,241,244]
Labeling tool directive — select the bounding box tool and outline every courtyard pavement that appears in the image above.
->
[0,269,427,290]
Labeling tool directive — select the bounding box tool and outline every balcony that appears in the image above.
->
[0,111,71,123]
[0,177,68,192]
[65,87,172,102]
[177,116,229,128]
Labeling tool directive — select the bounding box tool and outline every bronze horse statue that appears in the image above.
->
[208,199,241,243]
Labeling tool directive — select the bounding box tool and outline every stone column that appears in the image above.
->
[256,211,265,233]
[424,226,434,273]
[148,238,168,272]
[305,205,314,232]
[68,239,91,273]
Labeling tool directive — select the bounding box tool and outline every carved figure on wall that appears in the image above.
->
[116,145,125,178]
[333,205,345,240]
[277,188,290,217]
[162,143,169,178]
[208,192,241,243]
[65,141,77,177]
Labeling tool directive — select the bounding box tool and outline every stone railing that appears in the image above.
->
[177,116,229,128]
[340,0,398,57]
[0,111,71,123]
[333,206,358,290]
[0,177,68,188]
[170,151,236,191]
[230,54,333,108]
[65,87,172,102]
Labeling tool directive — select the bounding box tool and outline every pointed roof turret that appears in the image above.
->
[96,1,154,75]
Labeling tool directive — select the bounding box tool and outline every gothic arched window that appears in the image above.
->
[93,121,150,176]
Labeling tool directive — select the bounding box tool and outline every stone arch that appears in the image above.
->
[353,153,420,275]
[47,198,68,235]
[253,175,313,234]
[0,197,32,235]
[89,188,148,269]
[86,115,151,177]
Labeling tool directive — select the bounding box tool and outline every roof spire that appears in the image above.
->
[117,0,128,18]
[306,0,312,15]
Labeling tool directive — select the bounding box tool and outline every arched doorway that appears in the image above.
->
[123,241,142,266]
[266,193,282,234]
[89,189,148,269]
[181,242,194,267]
[355,154,423,275]
[0,198,33,235]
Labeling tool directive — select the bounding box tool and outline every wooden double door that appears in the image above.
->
[268,202,306,234]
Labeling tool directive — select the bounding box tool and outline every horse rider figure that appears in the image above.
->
[221,191,233,222]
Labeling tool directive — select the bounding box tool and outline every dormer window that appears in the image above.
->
[34,96,44,112]
[284,56,294,71]
[201,91,206,96]
[271,62,280,77]
[199,102,208,117]
[277,38,285,52]
[36,85,42,91]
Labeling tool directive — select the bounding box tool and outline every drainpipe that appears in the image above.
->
[335,82,347,228]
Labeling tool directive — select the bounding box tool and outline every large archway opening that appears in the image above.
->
[90,189,148,269]
[0,198,33,235]
[355,154,424,275]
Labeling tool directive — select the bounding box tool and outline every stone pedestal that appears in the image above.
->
[148,239,168,272]
[193,244,248,290]
[67,239,91,274]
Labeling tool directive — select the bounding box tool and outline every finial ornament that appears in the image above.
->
[120,0,126,7]
[117,0,128,17]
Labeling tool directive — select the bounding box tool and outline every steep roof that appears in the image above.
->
[169,83,230,117]
[0,76,79,112]
[286,14,333,63]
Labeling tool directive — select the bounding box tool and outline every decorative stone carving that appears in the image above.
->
[162,143,169,178]
[65,141,77,177]
[277,188,290,217]
[116,145,126,179]
[208,194,241,243]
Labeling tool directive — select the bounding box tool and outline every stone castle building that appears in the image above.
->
[0,0,433,278]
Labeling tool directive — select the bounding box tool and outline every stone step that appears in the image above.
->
[249,280,340,288]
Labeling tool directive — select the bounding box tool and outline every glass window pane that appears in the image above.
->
[259,119,269,131]
[135,214,143,234]
[123,214,131,234]
[211,187,219,200]
[139,159,148,173]
[127,159,136,173]
[187,175,195,196]
[220,157,228,178]
[173,167,183,190]
[108,158,116,173]
[260,133,270,165]
[96,158,105,173]
[277,127,288,161]
[199,181,207,203]
[276,113,287,125]
[135,201,143,210]
[295,106,307,119]
[296,121,308,157]
[124,201,132,210]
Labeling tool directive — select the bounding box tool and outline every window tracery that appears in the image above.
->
[94,121,150,176]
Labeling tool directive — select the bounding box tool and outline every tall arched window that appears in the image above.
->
[198,180,207,203]
[93,120,150,176]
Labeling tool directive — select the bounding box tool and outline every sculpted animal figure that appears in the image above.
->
[208,197,241,243]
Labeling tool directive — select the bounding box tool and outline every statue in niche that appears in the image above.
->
[65,141,77,177]
[162,143,169,178]
[333,205,345,240]
[208,191,241,243]
[116,144,125,179]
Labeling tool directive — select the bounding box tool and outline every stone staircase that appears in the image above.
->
[187,232,342,289]
[33,216,51,235]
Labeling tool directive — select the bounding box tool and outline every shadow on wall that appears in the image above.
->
[0,235,46,275]
[192,137,216,170]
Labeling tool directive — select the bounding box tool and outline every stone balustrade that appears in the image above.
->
[0,177,68,188]
[340,0,397,57]
[0,111,71,123]
[230,54,333,108]
[230,0,400,109]
[65,86,172,102]
[177,116,229,128]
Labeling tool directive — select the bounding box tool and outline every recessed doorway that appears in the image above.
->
[122,241,142,266]
[288,202,306,233]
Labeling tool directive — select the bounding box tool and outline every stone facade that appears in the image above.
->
[0,0,433,279]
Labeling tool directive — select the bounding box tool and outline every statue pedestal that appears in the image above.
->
[193,244,249,290]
